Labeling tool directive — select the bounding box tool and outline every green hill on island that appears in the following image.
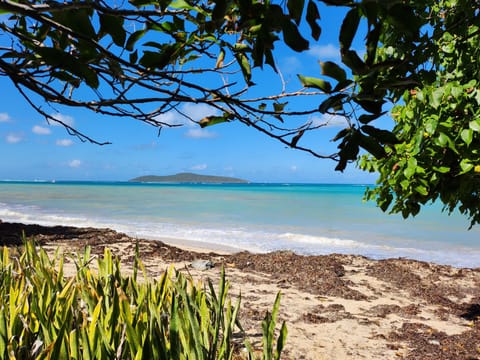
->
[129,173,249,184]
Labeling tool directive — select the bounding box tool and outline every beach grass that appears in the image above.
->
[0,239,286,359]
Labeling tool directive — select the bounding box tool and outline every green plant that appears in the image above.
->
[245,293,287,360]
[0,239,287,359]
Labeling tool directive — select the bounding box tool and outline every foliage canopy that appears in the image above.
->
[1,0,480,225]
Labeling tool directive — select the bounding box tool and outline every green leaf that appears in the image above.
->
[129,50,138,64]
[339,8,360,50]
[403,157,417,179]
[51,71,81,87]
[432,166,450,173]
[99,13,126,47]
[319,94,348,113]
[52,9,96,39]
[212,0,229,25]
[199,115,228,128]
[359,113,383,125]
[170,0,196,11]
[235,53,252,85]
[215,49,225,68]
[282,18,308,52]
[353,98,384,114]
[50,319,69,360]
[459,159,474,174]
[320,61,346,82]
[361,125,398,144]
[387,4,421,38]
[287,0,305,25]
[297,75,332,92]
[437,132,449,147]
[291,130,305,147]
[139,47,176,69]
[341,50,368,75]
[282,20,309,52]
[469,120,480,132]
[336,131,361,171]
[399,179,410,191]
[365,23,381,66]
[126,30,147,52]
[36,47,99,88]
[430,88,443,109]
[306,0,321,40]
[273,102,288,113]
[358,134,386,159]
[461,128,473,146]
[333,79,354,92]
[414,186,428,196]
[331,128,350,142]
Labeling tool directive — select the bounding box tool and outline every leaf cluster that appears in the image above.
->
[0,0,323,148]
[2,0,480,224]
[0,239,287,359]
[357,0,480,226]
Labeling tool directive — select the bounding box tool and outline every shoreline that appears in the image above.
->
[141,235,242,255]
[2,216,480,269]
[1,220,480,359]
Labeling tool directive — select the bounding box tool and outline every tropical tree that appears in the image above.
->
[0,0,329,159]
[1,0,480,226]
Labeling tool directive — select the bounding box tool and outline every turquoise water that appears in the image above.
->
[0,181,479,267]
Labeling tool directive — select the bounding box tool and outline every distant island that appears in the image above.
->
[129,172,249,184]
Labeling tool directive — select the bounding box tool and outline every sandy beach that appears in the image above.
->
[1,220,480,359]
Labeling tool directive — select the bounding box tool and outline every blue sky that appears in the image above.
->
[0,4,379,183]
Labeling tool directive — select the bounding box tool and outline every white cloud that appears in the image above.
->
[0,113,10,122]
[291,165,298,172]
[182,103,219,121]
[307,44,340,60]
[6,133,23,143]
[185,128,217,139]
[68,159,82,168]
[32,125,51,135]
[154,104,221,138]
[154,111,182,126]
[279,56,302,74]
[50,113,75,127]
[133,141,158,151]
[191,164,207,171]
[155,103,221,127]
[56,139,74,147]
[310,113,348,128]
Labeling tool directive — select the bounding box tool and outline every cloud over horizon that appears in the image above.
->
[51,113,75,127]
[68,159,82,168]
[190,163,207,171]
[32,125,51,135]
[185,128,217,139]
[6,133,23,143]
[310,113,348,128]
[56,139,74,147]
[154,104,219,139]
[307,44,340,60]
[0,113,10,122]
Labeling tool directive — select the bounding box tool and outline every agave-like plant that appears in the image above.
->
[0,239,287,359]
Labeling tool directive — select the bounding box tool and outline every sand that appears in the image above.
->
[1,220,480,359]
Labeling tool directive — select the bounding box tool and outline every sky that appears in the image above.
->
[0,4,379,183]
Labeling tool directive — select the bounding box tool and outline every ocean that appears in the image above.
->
[0,181,479,268]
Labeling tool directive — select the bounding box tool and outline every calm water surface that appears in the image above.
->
[0,181,479,267]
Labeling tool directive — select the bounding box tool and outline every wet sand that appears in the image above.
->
[1,220,480,359]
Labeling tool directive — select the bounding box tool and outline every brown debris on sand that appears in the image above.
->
[1,221,480,360]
